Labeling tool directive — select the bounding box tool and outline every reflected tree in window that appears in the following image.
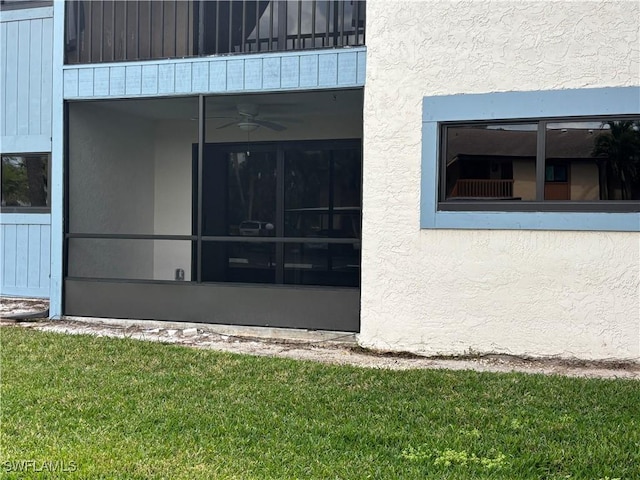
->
[227,151,276,229]
[1,157,28,206]
[592,120,640,200]
[1,155,48,208]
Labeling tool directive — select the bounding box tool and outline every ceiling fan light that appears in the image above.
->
[238,121,260,132]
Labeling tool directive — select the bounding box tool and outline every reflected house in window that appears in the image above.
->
[444,124,537,201]
[443,120,640,203]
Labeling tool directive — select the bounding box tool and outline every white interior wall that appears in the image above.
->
[360,0,640,360]
[153,121,197,281]
[68,103,155,279]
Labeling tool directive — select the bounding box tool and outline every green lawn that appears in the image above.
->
[1,327,638,479]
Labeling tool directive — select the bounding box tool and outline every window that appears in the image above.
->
[440,117,640,211]
[1,154,50,212]
[421,87,640,231]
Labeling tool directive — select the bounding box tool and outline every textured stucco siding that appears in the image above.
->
[359,1,640,360]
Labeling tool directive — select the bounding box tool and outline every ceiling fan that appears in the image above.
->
[214,103,287,132]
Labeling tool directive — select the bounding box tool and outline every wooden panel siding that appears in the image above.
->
[0,8,53,153]
[0,214,51,297]
[63,47,366,99]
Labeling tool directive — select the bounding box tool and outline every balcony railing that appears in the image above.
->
[450,179,514,199]
[64,0,366,65]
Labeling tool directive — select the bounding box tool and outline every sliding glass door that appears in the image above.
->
[198,140,361,288]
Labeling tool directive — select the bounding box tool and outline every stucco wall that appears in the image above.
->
[360,0,640,360]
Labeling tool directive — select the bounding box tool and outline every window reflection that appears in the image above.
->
[546,121,640,200]
[285,148,361,238]
[202,149,276,237]
[1,154,49,209]
[285,149,330,236]
[227,151,277,235]
[444,124,537,201]
[201,142,362,287]
[442,118,640,204]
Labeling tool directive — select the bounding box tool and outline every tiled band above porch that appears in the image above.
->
[63,47,366,99]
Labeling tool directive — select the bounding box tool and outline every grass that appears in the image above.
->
[1,327,639,479]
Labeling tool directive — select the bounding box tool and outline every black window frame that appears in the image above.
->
[438,115,640,213]
[0,152,51,214]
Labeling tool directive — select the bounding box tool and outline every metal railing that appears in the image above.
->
[64,0,366,64]
[450,179,514,198]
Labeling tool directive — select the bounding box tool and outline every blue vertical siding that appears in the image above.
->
[280,56,300,88]
[3,21,19,137]
[262,57,281,89]
[1,7,53,152]
[0,215,51,298]
[318,53,338,86]
[227,60,245,90]
[40,16,53,136]
[94,67,110,96]
[299,55,318,87]
[109,66,126,96]
[175,63,192,93]
[191,62,209,92]
[78,68,94,97]
[1,7,53,299]
[209,61,227,91]
[62,47,367,100]
[157,64,175,94]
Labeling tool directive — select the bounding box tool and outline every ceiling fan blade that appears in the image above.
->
[237,103,260,117]
[189,115,236,121]
[216,121,238,129]
[253,119,287,131]
[261,115,303,123]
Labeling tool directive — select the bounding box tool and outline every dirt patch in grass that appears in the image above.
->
[1,297,638,380]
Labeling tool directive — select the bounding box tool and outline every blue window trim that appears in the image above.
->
[420,86,640,231]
